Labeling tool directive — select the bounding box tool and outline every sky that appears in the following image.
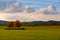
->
[21,0,60,11]
[0,0,60,22]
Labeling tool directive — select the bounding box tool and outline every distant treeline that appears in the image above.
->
[0,20,7,26]
[0,20,60,26]
[21,21,60,26]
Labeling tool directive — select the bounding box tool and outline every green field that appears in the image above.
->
[0,26,60,40]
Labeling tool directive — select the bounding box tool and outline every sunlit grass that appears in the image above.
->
[0,26,60,40]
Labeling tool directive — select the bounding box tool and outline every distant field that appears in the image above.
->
[0,26,60,40]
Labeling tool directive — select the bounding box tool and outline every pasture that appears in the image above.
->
[0,26,60,40]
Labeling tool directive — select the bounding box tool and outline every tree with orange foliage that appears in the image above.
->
[14,20,21,28]
[7,21,14,27]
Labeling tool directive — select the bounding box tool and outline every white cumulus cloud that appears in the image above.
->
[40,5,56,14]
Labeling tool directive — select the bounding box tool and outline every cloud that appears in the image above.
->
[0,0,60,22]
[0,0,16,10]
[2,11,60,22]
[0,0,25,13]
[24,6,35,13]
[0,0,35,13]
[40,5,56,14]
[5,5,60,22]
[5,0,24,13]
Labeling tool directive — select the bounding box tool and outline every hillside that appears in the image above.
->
[21,21,60,26]
[0,20,60,26]
[0,20,7,25]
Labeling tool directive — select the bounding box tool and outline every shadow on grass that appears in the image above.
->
[5,27,26,30]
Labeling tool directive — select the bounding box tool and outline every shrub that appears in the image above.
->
[5,27,26,30]
[21,28,25,30]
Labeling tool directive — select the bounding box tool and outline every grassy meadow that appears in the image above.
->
[0,26,60,40]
